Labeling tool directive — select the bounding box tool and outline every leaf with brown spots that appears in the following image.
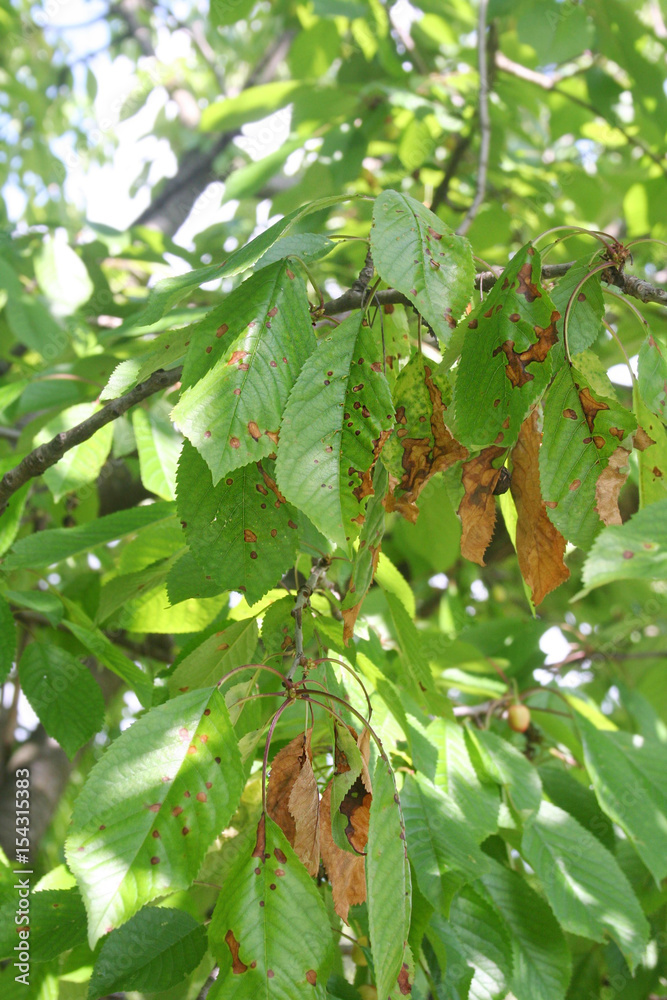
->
[382,353,468,522]
[342,464,388,644]
[540,366,636,549]
[634,391,667,507]
[638,332,667,421]
[172,260,316,485]
[276,312,394,552]
[208,815,334,998]
[289,751,321,878]
[510,410,570,604]
[176,442,299,605]
[329,722,373,856]
[455,244,560,451]
[319,781,367,924]
[595,447,630,526]
[457,445,506,565]
[267,728,314,848]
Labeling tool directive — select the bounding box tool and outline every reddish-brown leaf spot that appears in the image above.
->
[148,803,161,813]
[182,827,190,836]
[397,962,412,995]
[569,479,581,490]
[204,431,211,439]
[196,792,207,803]
[623,550,634,559]
[99,825,106,831]
[248,421,262,440]
[579,387,609,432]
[150,857,160,865]
[216,323,228,338]
[205,345,212,354]
[306,970,317,986]
[244,529,258,543]
[458,445,506,565]
[225,930,248,974]
[252,814,267,859]
[228,350,249,366]
[152,830,160,839]
[172,806,183,817]
[563,409,577,420]
[267,970,274,979]
[516,261,542,301]
[230,437,240,449]
[204,708,211,716]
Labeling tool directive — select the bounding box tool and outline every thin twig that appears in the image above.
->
[195,965,219,1000]
[287,557,332,680]
[457,0,491,236]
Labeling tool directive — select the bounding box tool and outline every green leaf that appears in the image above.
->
[521,800,649,970]
[0,595,16,684]
[176,442,299,604]
[538,762,615,852]
[455,244,559,450]
[540,364,636,550]
[383,590,434,693]
[101,323,196,399]
[132,406,181,501]
[88,906,207,998]
[634,388,667,508]
[66,687,244,946]
[0,255,65,355]
[465,727,542,818]
[165,549,227,605]
[427,717,499,843]
[34,237,93,317]
[401,773,490,911]
[34,403,114,502]
[25,888,87,963]
[4,502,176,569]
[168,618,259,691]
[576,714,667,884]
[275,312,394,550]
[330,721,364,853]
[341,463,388,636]
[172,261,316,484]
[481,860,571,1000]
[255,233,335,270]
[638,332,667,421]
[210,0,256,27]
[580,497,667,593]
[370,189,474,347]
[260,594,313,659]
[200,81,303,132]
[549,257,604,357]
[449,884,513,1000]
[19,644,105,758]
[375,551,416,618]
[208,815,333,999]
[367,757,411,1000]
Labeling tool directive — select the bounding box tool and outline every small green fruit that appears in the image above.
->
[507,703,531,733]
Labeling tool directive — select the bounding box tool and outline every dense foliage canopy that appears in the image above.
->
[1,1,667,999]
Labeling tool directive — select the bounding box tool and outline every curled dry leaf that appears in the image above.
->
[595,446,630,526]
[289,752,320,877]
[319,782,366,924]
[510,410,570,604]
[458,445,506,564]
[266,727,313,848]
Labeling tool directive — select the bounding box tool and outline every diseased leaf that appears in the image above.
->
[88,907,207,998]
[633,388,667,507]
[510,409,570,604]
[367,757,411,1000]
[267,728,315,849]
[329,723,372,856]
[457,445,506,565]
[208,815,333,999]
[342,463,388,643]
[540,365,636,549]
[594,445,630,526]
[15,888,87,963]
[549,257,604,357]
[383,353,468,522]
[172,261,316,484]
[580,496,667,593]
[275,312,394,550]
[521,800,649,970]
[319,780,366,924]
[168,618,259,692]
[176,441,299,604]
[19,644,105,758]
[370,189,474,347]
[66,687,245,946]
[289,746,320,877]
[637,332,667,420]
[455,244,560,450]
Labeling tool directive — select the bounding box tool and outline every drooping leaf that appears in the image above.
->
[457,445,506,565]
[4,502,176,569]
[132,405,181,501]
[329,723,371,856]
[289,742,321,878]
[594,445,630,525]
[465,727,542,819]
[580,496,667,593]
[367,757,411,1000]
[427,717,500,843]
[401,773,490,912]
[455,244,560,449]
[34,237,94,317]
[176,442,299,605]
[101,323,198,399]
[509,409,570,603]
[382,353,468,521]
[208,815,333,999]
[637,332,667,420]
[549,257,604,357]
[540,364,636,550]
[633,388,667,508]
[62,610,153,708]
[342,462,388,642]
[255,232,335,270]
[521,800,649,970]
[88,907,207,999]
[319,779,366,924]
[172,261,316,484]
[576,713,667,884]
[267,728,315,852]
[370,189,474,347]
[275,312,394,550]
[66,687,244,946]
[34,403,114,502]
[449,884,514,1000]
[0,595,16,684]
[19,644,105,758]
[168,618,259,692]
[481,860,571,1000]
[383,589,434,693]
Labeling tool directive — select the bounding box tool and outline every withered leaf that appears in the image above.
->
[266,728,313,847]
[458,445,506,565]
[595,446,630,526]
[319,780,366,923]
[510,410,570,604]
[289,752,320,877]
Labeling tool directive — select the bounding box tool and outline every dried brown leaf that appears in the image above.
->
[457,445,506,565]
[266,728,313,846]
[595,446,630,526]
[510,410,570,605]
[319,780,366,923]
[289,754,320,877]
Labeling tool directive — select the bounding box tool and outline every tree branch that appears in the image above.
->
[1,261,664,513]
[0,367,181,512]
[457,0,491,236]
